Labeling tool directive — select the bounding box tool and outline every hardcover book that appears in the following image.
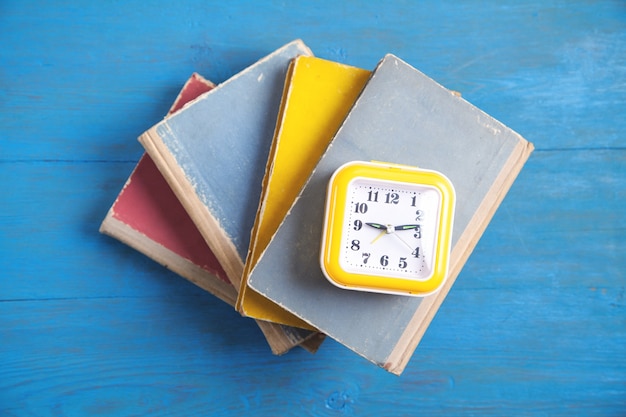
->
[100,74,235,303]
[138,40,312,288]
[237,56,371,328]
[246,54,534,374]
[102,72,322,354]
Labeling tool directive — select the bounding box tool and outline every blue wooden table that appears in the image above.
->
[2,1,625,415]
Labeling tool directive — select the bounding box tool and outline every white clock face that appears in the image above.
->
[339,177,442,280]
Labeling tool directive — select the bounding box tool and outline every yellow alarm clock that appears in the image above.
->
[320,161,456,296]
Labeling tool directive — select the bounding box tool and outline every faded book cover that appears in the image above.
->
[247,54,534,374]
[138,40,312,288]
[100,74,235,303]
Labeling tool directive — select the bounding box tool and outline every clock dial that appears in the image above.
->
[339,178,442,281]
[320,160,455,296]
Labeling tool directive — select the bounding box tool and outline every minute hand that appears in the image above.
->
[365,222,387,230]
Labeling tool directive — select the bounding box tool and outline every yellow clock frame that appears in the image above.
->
[320,161,456,296]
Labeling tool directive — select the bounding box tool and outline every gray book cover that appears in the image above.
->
[141,40,312,286]
[247,54,533,374]
[139,40,319,354]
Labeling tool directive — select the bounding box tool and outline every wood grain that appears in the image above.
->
[1,0,624,415]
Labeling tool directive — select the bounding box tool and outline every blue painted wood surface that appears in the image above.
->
[1,1,624,415]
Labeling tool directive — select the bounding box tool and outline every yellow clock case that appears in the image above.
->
[320,161,456,296]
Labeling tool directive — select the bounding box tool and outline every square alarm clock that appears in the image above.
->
[320,161,456,296]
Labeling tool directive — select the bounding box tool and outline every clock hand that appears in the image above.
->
[394,224,420,231]
[369,223,420,232]
[392,233,415,251]
[389,231,430,271]
[368,223,416,251]
[365,223,419,251]
[366,223,395,244]
[367,222,399,234]
[369,222,419,251]
[371,230,387,244]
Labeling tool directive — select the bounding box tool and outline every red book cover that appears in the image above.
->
[100,74,236,304]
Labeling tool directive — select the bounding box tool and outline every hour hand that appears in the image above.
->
[394,224,420,231]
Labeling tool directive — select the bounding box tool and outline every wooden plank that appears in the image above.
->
[2,229,625,416]
[461,149,626,291]
[0,160,194,300]
[2,2,624,161]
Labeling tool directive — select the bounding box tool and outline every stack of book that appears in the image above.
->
[101,40,533,375]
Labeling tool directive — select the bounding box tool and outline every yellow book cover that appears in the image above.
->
[237,56,371,328]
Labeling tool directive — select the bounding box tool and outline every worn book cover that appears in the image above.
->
[237,56,370,328]
[247,54,534,374]
[100,74,235,302]
[138,40,312,288]
[103,72,322,354]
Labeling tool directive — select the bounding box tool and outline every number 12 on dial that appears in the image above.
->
[320,161,456,296]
